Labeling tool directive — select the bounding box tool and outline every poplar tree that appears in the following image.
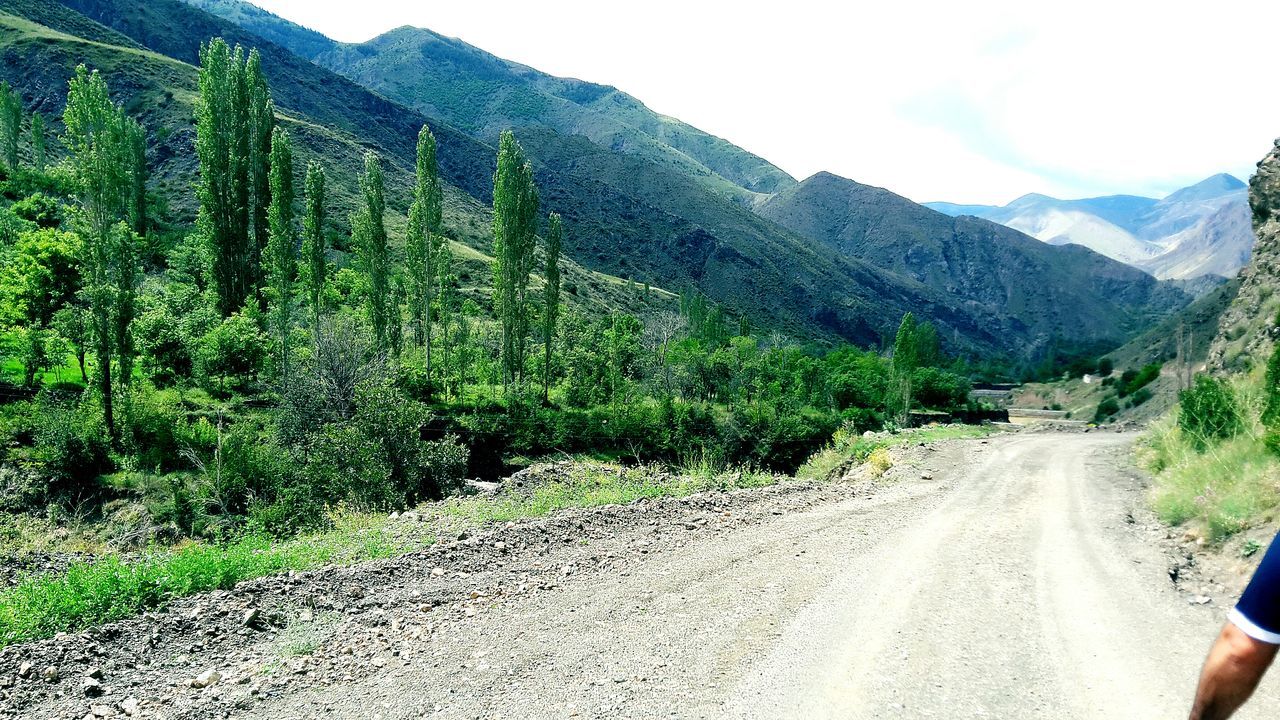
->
[300,161,327,333]
[891,312,919,423]
[246,49,274,295]
[265,127,295,384]
[406,124,443,371]
[30,113,45,172]
[491,131,538,391]
[353,151,389,353]
[196,38,256,316]
[62,65,143,439]
[541,212,562,403]
[0,81,19,171]
[125,118,147,236]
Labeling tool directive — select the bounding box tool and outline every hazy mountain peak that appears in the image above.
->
[1161,173,1246,204]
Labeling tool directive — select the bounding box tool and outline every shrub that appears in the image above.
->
[1128,387,1153,408]
[911,367,972,410]
[32,392,110,499]
[1094,397,1120,423]
[1097,357,1114,377]
[1179,375,1242,451]
[195,311,266,393]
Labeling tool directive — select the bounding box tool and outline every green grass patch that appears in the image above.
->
[1142,370,1280,543]
[797,424,995,482]
[0,509,413,648]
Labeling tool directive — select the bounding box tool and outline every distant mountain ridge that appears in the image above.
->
[7,0,1201,361]
[183,0,797,203]
[926,174,1254,281]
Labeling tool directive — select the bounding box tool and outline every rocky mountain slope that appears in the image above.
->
[4,0,1200,360]
[757,172,1190,356]
[1209,142,1280,371]
[183,0,796,203]
[927,174,1255,281]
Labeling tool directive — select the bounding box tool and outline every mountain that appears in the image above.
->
[183,0,796,204]
[757,172,1189,354]
[1210,143,1280,372]
[4,0,1197,361]
[925,175,1254,281]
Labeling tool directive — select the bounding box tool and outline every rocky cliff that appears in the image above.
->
[1209,140,1280,371]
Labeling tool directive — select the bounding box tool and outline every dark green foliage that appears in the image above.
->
[1128,387,1153,408]
[31,392,111,498]
[196,38,256,316]
[196,309,266,392]
[1118,363,1161,398]
[1262,345,1280,456]
[30,114,45,173]
[1097,357,1114,376]
[62,65,145,439]
[492,131,538,388]
[11,193,60,228]
[406,124,442,369]
[911,367,972,410]
[542,212,562,403]
[0,81,20,171]
[299,161,326,333]
[265,127,294,383]
[1094,396,1120,423]
[1178,375,1242,450]
[352,152,389,353]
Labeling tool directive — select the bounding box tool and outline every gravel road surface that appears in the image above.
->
[9,431,1278,719]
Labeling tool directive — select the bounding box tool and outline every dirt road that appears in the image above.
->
[225,432,1279,720]
[9,432,1279,719]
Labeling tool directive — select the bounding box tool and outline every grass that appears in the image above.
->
[0,507,411,648]
[0,423,994,648]
[1141,371,1280,543]
[796,423,995,482]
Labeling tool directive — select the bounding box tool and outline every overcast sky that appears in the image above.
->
[249,0,1277,205]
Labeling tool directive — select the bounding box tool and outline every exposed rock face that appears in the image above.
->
[1209,140,1280,371]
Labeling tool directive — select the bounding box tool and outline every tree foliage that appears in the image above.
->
[353,152,390,353]
[492,131,538,389]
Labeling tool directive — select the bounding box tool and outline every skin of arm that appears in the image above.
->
[1189,622,1278,720]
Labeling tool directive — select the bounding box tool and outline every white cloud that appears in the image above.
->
[249,0,1280,204]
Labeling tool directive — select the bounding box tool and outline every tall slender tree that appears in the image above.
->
[406,124,444,371]
[245,49,274,297]
[124,117,147,236]
[62,65,143,439]
[491,131,538,391]
[300,161,327,334]
[353,151,389,353]
[30,113,45,173]
[265,127,295,384]
[541,212,562,403]
[0,81,19,171]
[196,38,257,316]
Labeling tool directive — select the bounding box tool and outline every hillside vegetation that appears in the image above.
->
[1142,140,1280,542]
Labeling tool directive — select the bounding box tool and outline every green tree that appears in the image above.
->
[353,151,389,353]
[890,312,919,422]
[62,65,143,438]
[245,49,274,296]
[196,309,266,393]
[196,38,255,316]
[541,212,562,403]
[124,117,147,236]
[406,126,443,366]
[0,81,20,171]
[30,113,45,173]
[300,161,327,334]
[265,127,295,384]
[491,131,538,391]
[52,305,91,383]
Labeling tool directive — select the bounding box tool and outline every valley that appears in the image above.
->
[0,1,1277,719]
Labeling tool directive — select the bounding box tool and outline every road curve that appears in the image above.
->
[244,432,1280,719]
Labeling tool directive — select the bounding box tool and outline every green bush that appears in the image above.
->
[1094,396,1120,423]
[31,391,110,499]
[1128,387,1153,408]
[1179,375,1242,451]
[911,367,972,410]
[195,311,266,393]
